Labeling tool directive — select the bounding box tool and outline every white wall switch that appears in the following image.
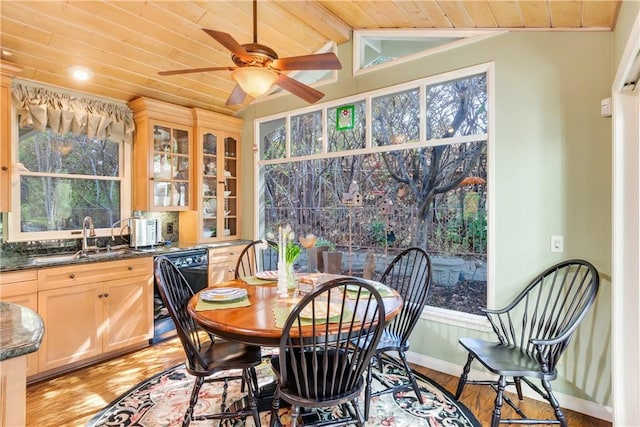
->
[551,235,564,253]
[601,97,612,117]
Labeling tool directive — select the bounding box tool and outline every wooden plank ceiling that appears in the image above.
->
[0,0,621,116]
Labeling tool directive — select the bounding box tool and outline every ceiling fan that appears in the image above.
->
[158,0,342,106]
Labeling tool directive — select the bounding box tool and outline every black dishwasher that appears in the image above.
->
[152,249,208,343]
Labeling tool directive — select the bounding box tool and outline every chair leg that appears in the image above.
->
[399,350,423,404]
[352,398,365,427]
[542,379,567,427]
[514,377,524,400]
[245,368,261,427]
[269,389,281,427]
[455,353,474,399]
[183,376,204,427]
[364,362,373,420]
[491,375,507,427]
[290,405,301,427]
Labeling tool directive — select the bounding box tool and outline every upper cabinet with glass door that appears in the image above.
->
[179,109,243,243]
[152,125,190,209]
[128,98,193,212]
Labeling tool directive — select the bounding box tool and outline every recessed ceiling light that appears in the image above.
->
[67,65,94,81]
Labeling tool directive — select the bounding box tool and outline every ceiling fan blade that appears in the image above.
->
[275,74,325,104]
[158,66,234,76]
[202,29,254,63]
[271,52,342,71]
[226,84,248,105]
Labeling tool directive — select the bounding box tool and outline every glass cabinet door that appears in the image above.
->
[202,132,218,239]
[199,131,238,241]
[223,136,237,238]
[152,125,190,209]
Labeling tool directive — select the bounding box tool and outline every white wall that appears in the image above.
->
[238,30,613,415]
[612,1,640,424]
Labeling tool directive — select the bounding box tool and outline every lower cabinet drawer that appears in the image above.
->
[38,257,152,291]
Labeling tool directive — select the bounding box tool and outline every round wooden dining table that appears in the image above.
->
[187,274,403,347]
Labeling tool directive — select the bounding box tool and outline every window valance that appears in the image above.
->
[12,82,134,144]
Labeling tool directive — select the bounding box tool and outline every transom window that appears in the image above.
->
[256,63,492,319]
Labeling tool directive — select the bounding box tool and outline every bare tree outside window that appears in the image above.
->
[259,71,488,315]
[17,128,121,232]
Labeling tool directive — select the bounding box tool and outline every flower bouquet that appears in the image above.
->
[267,225,301,295]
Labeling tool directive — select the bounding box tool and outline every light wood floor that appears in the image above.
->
[26,337,611,426]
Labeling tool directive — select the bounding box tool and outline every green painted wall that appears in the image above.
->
[615,1,640,69]
[238,31,613,407]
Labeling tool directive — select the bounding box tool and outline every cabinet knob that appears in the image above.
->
[128,266,133,270]
[98,293,104,298]
[1,166,7,171]
[69,273,76,279]
[104,293,109,298]
[218,181,225,184]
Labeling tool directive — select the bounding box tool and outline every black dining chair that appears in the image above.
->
[454,259,600,427]
[269,277,386,427]
[359,247,432,420]
[154,256,263,427]
[235,239,279,279]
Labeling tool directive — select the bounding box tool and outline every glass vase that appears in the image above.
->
[286,262,297,290]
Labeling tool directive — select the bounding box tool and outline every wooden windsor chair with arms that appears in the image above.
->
[455,259,600,427]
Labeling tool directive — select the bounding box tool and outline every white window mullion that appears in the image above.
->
[365,97,372,149]
[420,84,427,142]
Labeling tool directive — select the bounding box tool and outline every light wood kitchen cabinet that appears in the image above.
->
[128,97,193,212]
[0,270,39,377]
[0,61,22,213]
[208,245,243,285]
[180,109,243,243]
[37,257,153,373]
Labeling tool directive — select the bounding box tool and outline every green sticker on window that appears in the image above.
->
[336,105,355,130]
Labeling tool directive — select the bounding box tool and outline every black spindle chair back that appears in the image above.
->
[270,277,386,427]
[380,247,432,346]
[235,239,278,279]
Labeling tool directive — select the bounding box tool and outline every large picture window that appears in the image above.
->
[257,64,492,319]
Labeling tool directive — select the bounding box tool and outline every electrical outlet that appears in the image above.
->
[550,235,564,253]
[166,222,174,235]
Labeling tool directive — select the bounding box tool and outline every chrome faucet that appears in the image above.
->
[81,216,96,256]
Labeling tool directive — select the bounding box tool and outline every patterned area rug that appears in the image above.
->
[87,358,479,426]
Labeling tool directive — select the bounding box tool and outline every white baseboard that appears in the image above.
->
[405,351,613,423]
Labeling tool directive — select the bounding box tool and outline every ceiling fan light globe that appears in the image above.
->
[231,67,277,98]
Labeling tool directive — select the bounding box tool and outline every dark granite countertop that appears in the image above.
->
[0,240,251,273]
[0,301,44,361]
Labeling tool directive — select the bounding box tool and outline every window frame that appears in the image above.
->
[353,29,504,76]
[255,62,495,330]
[6,120,132,243]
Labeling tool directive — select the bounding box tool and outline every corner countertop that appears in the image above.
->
[0,301,44,361]
[0,240,251,273]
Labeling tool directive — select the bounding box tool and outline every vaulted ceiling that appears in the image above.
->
[0,1,621,115]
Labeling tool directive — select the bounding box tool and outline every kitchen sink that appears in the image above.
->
[29,252,83,264]
[85,249,134,259]
[29,248,135,264]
